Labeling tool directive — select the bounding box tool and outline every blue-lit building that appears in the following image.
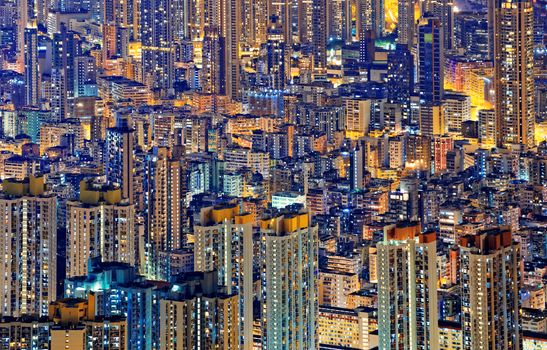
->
[418,17,444,104]
[387,44,413,124]
[65,258,161,350]
[105,114,135,201]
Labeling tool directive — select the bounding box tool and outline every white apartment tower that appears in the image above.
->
[377,221,438,350]
[460,227,521,350]
[260,211,319,350]
[0,176,57,317]
[193,203,254,350]
[66,180,135,277]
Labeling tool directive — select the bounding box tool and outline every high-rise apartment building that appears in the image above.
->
[398,0,416,46]
[0,317,51,349]
[260,211,318,350]
[159,271,239,349]
[377,222,439,349]
[141,0,174,92]
[326,0,352,42]
[438,321,463,350]
[49,298,128,350]
[23,27,39,107]
[193,203,254,350]
[460,227,521,349]
[222,0,241,100]
[224,147,270,177]
[266,16,286,90]
[106,114,135,202]
[74,56,96,98]
[143,147,188,278]
[443,92,471,133]
[0,176,56,317]
[425,0,454,50]
[357,0,385,38]
[495,0,535,148]
[241,0,268,45]
[201,26,225,95]
[51,26,81,120]
[267,0,293,46]
[418,17,444,104]
[103,0,139,46]
[387,44,413,121]
[66,180,135,277]
[478,109,497,146]
[439,206,463,243]
[312,0,327,70]
[298,0,314,47]
[433,135,454,174]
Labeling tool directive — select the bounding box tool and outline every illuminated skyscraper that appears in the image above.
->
[357,0,385,38]
[201,26,225,95]
[326,0,352,42]
[242,0,268,45]
[260,211,318,350]
[266,16,286,90]
[193,203,254,349]
[106,114,135,202]
[52,26,81,120]
[143,147,188,278]
[418,17,444,104]
[74,56,96,97]
[312,0,327,70]
[460,227,521,349]
[0,176,57,317]
[398,0,416,46]
[495,0,535,148]
[387,44,414,123]
[222,0,242,100]
[23,27,39,106]
[141,0,174,93]
[66,180,135,277]
[267,0,294,51]
[425,0,454,50]
[377,222,439,350]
